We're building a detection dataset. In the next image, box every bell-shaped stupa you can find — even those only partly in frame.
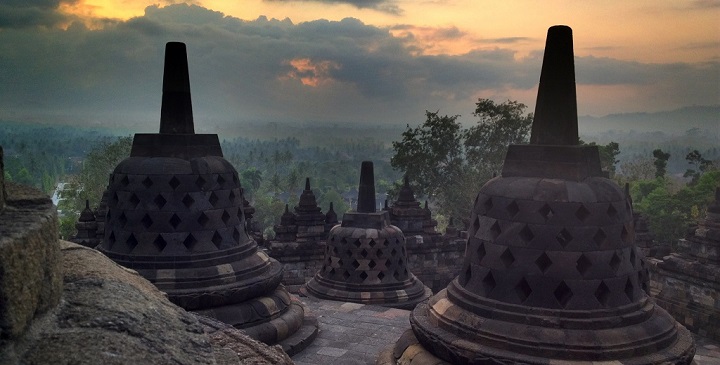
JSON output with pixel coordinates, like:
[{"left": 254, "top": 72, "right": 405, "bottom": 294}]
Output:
[
  {"left": 379, "top": 26, "right": 695, "bottom": 364},
  {"left": 97, "top": 42, "right": 316, "bottom": 355},
  {"left": 304, "top": 161, "right": 431, "bottom": 309}
]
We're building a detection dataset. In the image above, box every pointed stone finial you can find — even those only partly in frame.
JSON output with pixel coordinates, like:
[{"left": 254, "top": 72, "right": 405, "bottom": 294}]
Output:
[
  {"left": 285, "top": 204, "right": 289, "bottom": 213},
  {"left": 357, "top": 161, "right": 376, "bottom": 213},
  {"left": 625, "top": 183, "right": 632, "bottom": 205},
  {"left": 404, "top": 174, "right": 410, "bottom": 187},
  {"left": 530, "top": 25, "right": 578, "bottom": 146},
  {"left": 85, "top": 199, "right": 90, "bottom": 210},
  {"left": 160, "top": 42, "right": 195, "bottom": 135},
  {"left": 384, "top": 199, "right": 389, "bottom": 209},
  {"left": 305, "top": 177, "right": 311, "bottom": 191},
  {"left": 448, "top": 216, "right": 454, "bottom": 226}
]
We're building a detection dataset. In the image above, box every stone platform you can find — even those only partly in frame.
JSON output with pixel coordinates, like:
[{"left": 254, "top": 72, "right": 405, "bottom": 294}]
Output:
[{"left": 291, "top": 296, "right": 720, "bottom": 365}]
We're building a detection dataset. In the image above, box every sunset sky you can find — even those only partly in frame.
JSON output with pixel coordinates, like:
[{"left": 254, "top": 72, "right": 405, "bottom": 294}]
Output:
[{"left": 1, "top": 0, "right": 718, "bottom": 130}]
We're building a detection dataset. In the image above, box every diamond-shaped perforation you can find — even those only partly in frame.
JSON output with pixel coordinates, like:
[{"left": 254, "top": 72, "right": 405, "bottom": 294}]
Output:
[
  {"left": 211, "top": 231, "right": 223, "bottom": 248},
  {"left": 391, "top": 248, "right": 398, "bottom": 257},
  {"left": 377, "top": 271, "right": 385, "bottom": 280},
  {"left": 630, "top": 247, "right": 637, "bottom": 268},
  {"left": 482, "top": 271, "right": 496, "bottom": 294},
  {"left": 506, "top": 201, "right": 520, "bottom": 217},
  {"left": 228, "top": 190, "right": 236, "bottom": 203},
  {"left": 490, "top": 221, "right": 501, "bottom": 239},
  {"left": 169, "top": 214, "right": 182, "bottom": 229},
  {"left": 195, "top": 176, "right": 206, "bottom": 189},
  {"left": 369, "top": 239, "right": 377, "bottom": 248},
  {"left": 345, "top": 249, "right": 353, "bottom": 258},
  {"left": 217, "top": 174, "right": 225, "bottom": 185},
  {"left": 554, "top": 281, "right": 573, "bottom": 308},
  {"left": 607, "top": 204, "right": 618, "bottom": 218},
  {"left": 198, "top": 213, "right": 210, "bottom": 227},
  {"left": 483, "top": 197, "right": 494, "bottom": 212},
  {"left": 221, "top": 210, "right": 231, "bottom": 224},
  {"left": 182, "top": 194, "right": 195, "bottom": 208},
  {"left": 352, "top": 260, "right": 360, "bottom": 269},
  {"left": 127, "top": 234, "right": 138, "bottom": 249},
  {"left": 576, "top": 254, "right": 592, "bottom": 277},
  {"left": 108, "top": 231, "right": 116, "bottom": 246},
  {"left": 353, "top": 239, "right": 362, "bottom": 248},
  {"left": 120, "top": 175, "right": 129, "bottom": 186},
  {"left": 169, "top": 176, "right": 181, "bottom": 190},
  {"left": 575, "top": 205, "right": 590, "bottom": 222},
  {"left": 515, "top": 278, "right": 532, "bottom": 303},
  {"left": 368, "top": 260, "right": 377, "bottom": 269},
  {"left": 360, "top": 249, "right": 369, "bottom": 258},
  {"left": 118, "top": 212, "right": 128, "bottom": 228},
  {"left": 141, "top": 214, "right": 153, "bottom": 229},
  {"left": 625, "top": 277, "right": 634, "bottom": 301},
  {"left": 377, "top": 249, "right": 385, "bottom": 258},
  {"left": 343, "top": 270, "right": 351, "bottom": 280},
  {"left": 472, "top": 217, "right": 481, "bottom": 236},
  {"left": 183, "top": 233, "right": 197, "bottom": 251},
  {"left": 154, "top": 194, "right": 167, "bottom": 209},
  {"left": 609, "top": 251, "right": 621, "bottom": 273},
  {"left": 111, "top": 192, "right": 119, "bottom": 205},
  {"left": 621, "top": 225, "right": 630, "bottom": 243},
  {"left": 153, "top": 235, "right": 167, "bottom": 252},
  {"left": 519, "top": 224, "right": 534, "bottom": 243},
  {"left": 595, "top": 281, "right": 610, "bottom": 307},
  {"left": 539, "top": 203, "right": 554, "bottom": 221},
  {"left": 142, "top": 176, "right": 153, "bottom": 189},
  {"left": 593, "top": 229, "right": 607, "bottom": 247},
  {"left": 476, "top": 242, "right": 486, "bottom": 263},
  {"left": 500, "top": 247, "right": 515, "bottom": 268},
  {"left": 393, "top": 270, "right": 401, "bottom": 281},
  {"left": 129, "top": 193, "right": 140, "bottom": 208},
  {"left": 209, "top": 192, "right": 219, "bottom": 207},
  {"left": 556, "top": 228, "right": 573, "bottom": 247},
  {"left": 359, "top": 271, "right": 368, "bottom": 281},
  {"left": 535, "top": 252, "right": 552, "bottom": 273}
]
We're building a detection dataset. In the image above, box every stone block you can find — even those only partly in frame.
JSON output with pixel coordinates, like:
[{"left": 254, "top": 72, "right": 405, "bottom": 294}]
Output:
[{"left": 0, "top": 182, "right": 62, "bottom": 340}]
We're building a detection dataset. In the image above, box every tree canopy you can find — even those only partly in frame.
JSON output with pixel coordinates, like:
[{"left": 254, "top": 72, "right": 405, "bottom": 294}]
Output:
[{"left": 391, "top": 99, "right": 533, "bottom": 226}]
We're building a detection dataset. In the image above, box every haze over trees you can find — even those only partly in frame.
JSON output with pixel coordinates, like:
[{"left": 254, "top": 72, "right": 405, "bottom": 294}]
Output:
[{"left": 1, "top": 101, "right": 717, "bottom": 245}]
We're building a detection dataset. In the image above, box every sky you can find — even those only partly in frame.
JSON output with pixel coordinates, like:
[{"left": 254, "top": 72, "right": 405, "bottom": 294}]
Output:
[{"left": 0, "top": 0, "right": 718, "bottom": 131}]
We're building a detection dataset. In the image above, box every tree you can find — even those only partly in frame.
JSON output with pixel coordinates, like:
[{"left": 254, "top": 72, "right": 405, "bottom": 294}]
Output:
[
  {"left": 58, "top": 136, "right": 132, "bottom": 238},
  {"left": 653, "top": 149, "right": 671, "bottom": 178},
  {"left": 391, "top": 99, "right": 533, "bottom": 226},
  {"left": 683, "top": 150, "right": 712, "bottom": 185}
]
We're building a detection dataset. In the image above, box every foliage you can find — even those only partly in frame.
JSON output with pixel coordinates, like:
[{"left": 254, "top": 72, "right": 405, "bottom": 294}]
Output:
[
  {"left": 633, "top": 170, "right": 719, "bottom": 244},
  {"left": 582, "top": 141, "right": 620, "bottom": 178},
  {"left": 652, "top": 149, "right": 671, "bottom": 178},
  {"left": 683, "top": 150, "right": 712, "bottom": 185},
  {"left": 58, "top": 136, "right": 132, "bottom": 238},
  {"left": 391, "top": 99, "right": 532, "bottom": 226}
]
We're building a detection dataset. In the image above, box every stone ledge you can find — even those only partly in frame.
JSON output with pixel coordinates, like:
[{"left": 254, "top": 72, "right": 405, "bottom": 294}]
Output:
[{"left": 0, "top": 183, "right": 61, "bottom": 341}]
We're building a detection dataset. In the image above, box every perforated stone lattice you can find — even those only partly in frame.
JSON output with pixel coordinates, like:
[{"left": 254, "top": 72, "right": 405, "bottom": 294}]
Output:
[
  {"left": 319, "top": 234, "right": 410, "bottom": 284},
  {"left": 458, "top": 178, "right": 645, "bottom": 310},
  {"left": 103, "top": 171, "right": 250, "bottom": 255}
]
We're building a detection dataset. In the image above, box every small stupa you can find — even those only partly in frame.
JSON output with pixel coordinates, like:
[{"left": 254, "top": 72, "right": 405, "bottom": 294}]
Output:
[
  {"left": 304, "top": 161, "right": 431, "bottom": 309},
  {"left": 379, "top": 25, "right": 694, "bottom": 364}
]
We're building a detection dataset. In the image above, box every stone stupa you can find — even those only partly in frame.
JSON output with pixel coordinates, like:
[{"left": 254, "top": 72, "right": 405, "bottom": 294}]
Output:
[
  {"left": 96, "top": 42, "right": 316, "bottom": 355},
  {"left": 304, "top": 161, "right": 431, "bottom": 309},
  {"left": 379, "top": 25, "right": 695, "bottom": 365}
]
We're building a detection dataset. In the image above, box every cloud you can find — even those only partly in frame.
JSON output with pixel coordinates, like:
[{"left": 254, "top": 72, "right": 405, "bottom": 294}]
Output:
[
  {"left": 0, "top": 3, "right": 716, "bottom": 129},
  {"left": 0, "top": 0, "right": 77, "bottom": 28},
  {"left": 265, "top": 0, "right": 402, "bottom": 15}
]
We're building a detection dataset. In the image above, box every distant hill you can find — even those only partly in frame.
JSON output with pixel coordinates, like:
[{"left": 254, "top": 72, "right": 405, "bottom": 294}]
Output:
[{"left": 579, "top": 105, "right": 719, "bottom": 137}]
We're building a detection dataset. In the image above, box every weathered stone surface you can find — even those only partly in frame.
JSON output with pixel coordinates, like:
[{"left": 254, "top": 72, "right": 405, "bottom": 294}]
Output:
[
  {"left": 95, "top": 42, "right": 315, "bottom": 353},
  {"left": 380, "top": 25, "right": 695, "bottom": 365},
  {"left": 305, "top": 161, "right": 431, "bottom": 309},
  {"left": 0, "top": 182, "right": 61, "bottom": 341},
  {"left": 650, "top": 188, "right": 720, "bottom": 342},
  {"left": 0, "top": 241, "right": 294, "bottom": 365}
]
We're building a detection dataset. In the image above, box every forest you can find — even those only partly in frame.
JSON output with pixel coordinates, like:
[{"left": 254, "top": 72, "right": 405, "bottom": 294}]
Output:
[{"left": 0, "top": 100, "right": 717, "bottom": 246}]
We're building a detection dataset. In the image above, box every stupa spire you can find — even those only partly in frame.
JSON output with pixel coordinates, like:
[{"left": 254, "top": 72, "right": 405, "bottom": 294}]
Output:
[
  {"left": 357, "top": 161, "right": 376, "bottom": 213},
  {"left": 530, "top": 25, "right": 578, "bottom": 145},
  {"left": 160, "top": 42, "right": 194, "bottom": 134}
]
